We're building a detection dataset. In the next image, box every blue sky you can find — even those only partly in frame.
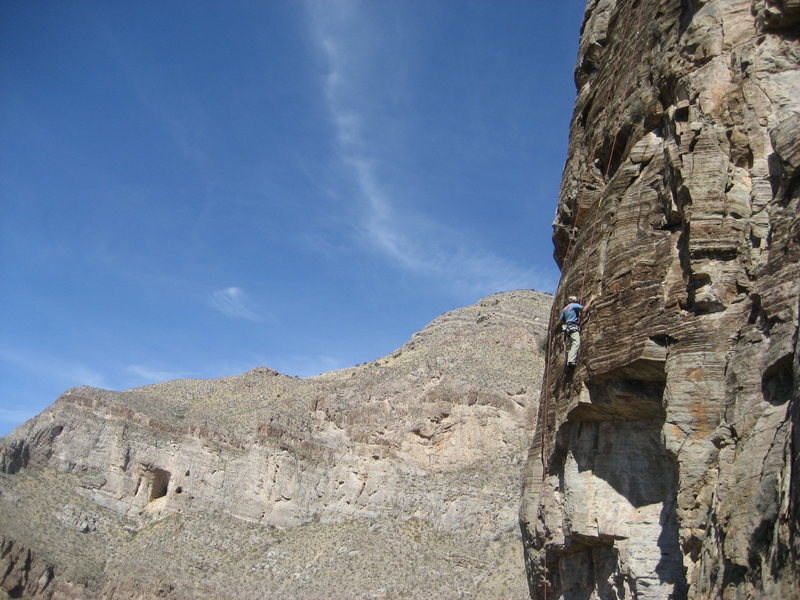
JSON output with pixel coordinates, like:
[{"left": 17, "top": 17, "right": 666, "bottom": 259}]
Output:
[{"left": 1, "top": 1, "right": 585, "bottom": 435}]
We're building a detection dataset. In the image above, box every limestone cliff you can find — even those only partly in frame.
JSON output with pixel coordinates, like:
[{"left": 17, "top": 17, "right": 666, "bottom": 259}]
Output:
[
  {"left": 520, "top": 2, "right": 799, "bottom": 599},
  {"left": 0, "top": 290, "right": 551, "bottom": 599}
]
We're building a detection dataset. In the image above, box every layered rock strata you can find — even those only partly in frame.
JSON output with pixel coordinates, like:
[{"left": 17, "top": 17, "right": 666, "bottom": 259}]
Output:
[
  {"left": 0, "top": 290, "right": 551, "bottom": 599},
  {"left": 521, "top": 1, "right": 799, "bottom": 599}
]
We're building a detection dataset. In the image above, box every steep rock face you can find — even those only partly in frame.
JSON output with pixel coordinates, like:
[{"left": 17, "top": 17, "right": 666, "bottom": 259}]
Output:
[
  {"left": 0, "top": 290, "right": 551, "bottom": 599},
  {"left": 521, "top": 2, "right": 799, "bottom": 599}
]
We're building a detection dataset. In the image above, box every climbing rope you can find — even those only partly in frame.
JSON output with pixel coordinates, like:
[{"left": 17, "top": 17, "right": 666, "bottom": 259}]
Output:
[
  {"left": 579, "top": 130, "right": 618, "bottom": 300},
  {"left": 559, "top": 0, "right": 642, "bottom": 280},
  {"left": 539, "top": 319, "right": 555, "bottom": 478},
  {"left": 536, "top": 3, "right": 648, "bottom": 596},
  {"left": 543, "top": 547, "right": 548, "bottom": 600},
  {"left": 577, "top": 0, "right": 648, "bottom": 301},
  {"left": 539, "top": 127, "right": 618, "bottom": 481}
]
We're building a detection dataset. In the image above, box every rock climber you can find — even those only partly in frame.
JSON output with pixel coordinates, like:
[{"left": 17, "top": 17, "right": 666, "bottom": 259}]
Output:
[{"left": 560, "top": 295, "right": 594, "bottom": 367}]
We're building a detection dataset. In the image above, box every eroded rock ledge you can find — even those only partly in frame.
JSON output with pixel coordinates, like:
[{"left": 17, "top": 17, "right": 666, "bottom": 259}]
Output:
[{"left": 521, "top": 1, "right": 799, "bottom": 599}]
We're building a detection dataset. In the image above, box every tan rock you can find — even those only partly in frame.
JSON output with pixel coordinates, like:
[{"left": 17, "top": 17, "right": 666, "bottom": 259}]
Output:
[{"left": 1, "top": 290, "right": 551, "bottom": 599}]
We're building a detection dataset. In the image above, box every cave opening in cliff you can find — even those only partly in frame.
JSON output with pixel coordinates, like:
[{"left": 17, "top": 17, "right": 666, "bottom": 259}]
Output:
[
  {"left": 149, "top": 468, "right": 171, "bottom": 501},
  {"left": 762, "top": 353, "right": 794, "bottom": 406}
]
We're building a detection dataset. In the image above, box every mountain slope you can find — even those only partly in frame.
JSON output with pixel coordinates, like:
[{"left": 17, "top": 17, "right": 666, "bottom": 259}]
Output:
[{"left": 1, "top": 289, "right": 551, "bottom": 599}]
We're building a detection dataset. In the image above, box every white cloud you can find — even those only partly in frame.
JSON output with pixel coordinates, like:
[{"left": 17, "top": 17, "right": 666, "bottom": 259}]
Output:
[
  {"left": 0, "top": 407, "right": 39, "bottom": 426},
  {"left": 96, "top": 20, "right": 209, "bottom": 162},
  {"left": 125, "top": 364, "right": 194, "bottom": 383},
  {"left": 0, "top": 345, "right": 109, "bottom": 435},
  {"left": 0, "top": 405, "right": 42, "bottom": 437},
  {"left": 253, "top": 352, "right": 345, "bottom": 378},
  {"left": 210, "top": 287, "right": 262, "bottom": 321},
  {"left": 306, "top": 2, "right": 554, "bottom": 297},
  {"left": 0, "top": 346, "right": 108, "bottom": 389}
]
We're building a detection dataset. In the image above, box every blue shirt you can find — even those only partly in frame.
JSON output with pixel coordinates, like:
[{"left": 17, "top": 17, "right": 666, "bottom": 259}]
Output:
[{"left": 560, "top": 303, "right": 584, "bottom": 325}]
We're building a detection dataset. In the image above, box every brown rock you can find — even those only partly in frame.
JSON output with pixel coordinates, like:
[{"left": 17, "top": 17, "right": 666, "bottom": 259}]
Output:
[{"left": 522, "top": 1, "right": 799, "bottom": 599}]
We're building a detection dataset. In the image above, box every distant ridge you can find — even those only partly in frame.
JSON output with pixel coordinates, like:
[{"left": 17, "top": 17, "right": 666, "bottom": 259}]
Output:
[{"left": 1, "top": 289, "right": 552, "bottom": 599}]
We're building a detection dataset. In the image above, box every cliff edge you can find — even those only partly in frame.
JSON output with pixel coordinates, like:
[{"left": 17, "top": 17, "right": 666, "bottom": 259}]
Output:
[{"left": 521, "top": 1, "right": 799, "bottom": 599}]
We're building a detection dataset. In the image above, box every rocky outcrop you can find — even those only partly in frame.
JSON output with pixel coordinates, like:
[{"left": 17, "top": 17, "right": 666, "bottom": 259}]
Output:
[
  {"left": 0, "top": 290, "right": 551, "bottom": 599},
  {"left": 521, "top": 2, "right": 799, "bottom": 599}
]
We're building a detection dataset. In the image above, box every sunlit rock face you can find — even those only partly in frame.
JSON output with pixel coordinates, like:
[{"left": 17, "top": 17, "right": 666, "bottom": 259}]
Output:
[
  {"left": 0, "top": 290, "right": 551, "bottom": 600},
  {"left": 521, "top": 1, "right": 799, "bottom": 599}
]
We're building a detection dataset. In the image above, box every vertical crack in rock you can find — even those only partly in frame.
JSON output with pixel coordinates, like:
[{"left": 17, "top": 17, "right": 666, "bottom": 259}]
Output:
[{"left": 521, "top": 1, "right": 799, "bottom": 598}]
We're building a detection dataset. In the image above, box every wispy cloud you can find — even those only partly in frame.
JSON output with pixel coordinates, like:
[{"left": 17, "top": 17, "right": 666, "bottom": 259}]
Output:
[
  {"left": 93, "top": 17, "right": 209, "bottom": 162},
  {"left": 125, "top": 364, "right": 194, "bottom": 383},
  {"left": 306, "top": 2, "right": 553, "bottom": 297},
  {"left": 0, "top": 345, "right": 109, "bottom": 435},
  {"left": 252, "top": 352, "right": 345, "bottom": 378},
  {"left": 0, "top": 345, "right": 109, "bottom": 389},
  {"left": 0, "top": 407, "right": 40, "bottom": 427},
  {"left": 210, "top": 286, "right": 263, "bottom": 321}
]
